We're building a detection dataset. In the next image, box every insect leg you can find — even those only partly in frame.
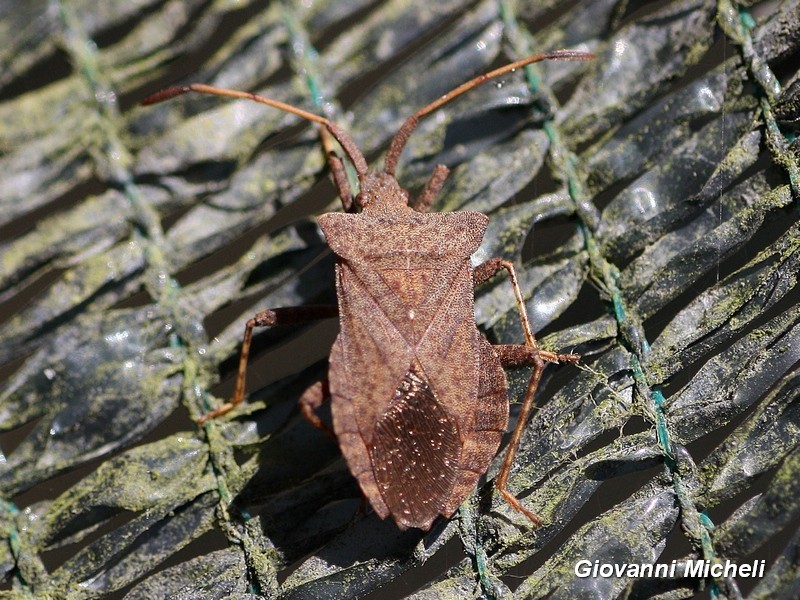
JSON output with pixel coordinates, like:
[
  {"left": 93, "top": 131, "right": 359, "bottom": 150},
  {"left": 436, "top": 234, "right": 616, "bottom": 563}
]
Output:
[
  {"left": 491, "top": 345, "right": 577, "bottom": 525},
  {"left": 476, "top": 257, "right": 578, "bottom": 524},
  {"left": 198, "top": 305, "right": 338, "bottom": 424},
  {"left": 298, "top": 378, "right": 336, "bottom": 439},
  {"left": 414, "top": 164, "right": 450, "bottom": 213},
  {"left": 318, "top": 128, "right": 354, "bottom": 212},
  {"left": 473, "top": 258, "right": 539, "bottom": 345},
  {"left": 491, "top": 344, "right": 546, "bottom": 524},
  {"left": 327, "top": 153, "right": 354, "bottom": 212}
]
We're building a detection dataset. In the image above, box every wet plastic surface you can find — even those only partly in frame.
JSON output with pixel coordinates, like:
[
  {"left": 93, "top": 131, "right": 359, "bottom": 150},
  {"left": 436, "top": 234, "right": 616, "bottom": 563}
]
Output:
[{"left": 1, "top": 0, "right": 798, "bottom": 598}]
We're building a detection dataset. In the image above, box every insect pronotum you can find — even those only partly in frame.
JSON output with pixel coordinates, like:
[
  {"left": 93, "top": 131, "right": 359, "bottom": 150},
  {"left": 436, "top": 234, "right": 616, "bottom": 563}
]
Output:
[{"left": 143, "top": 49, "right": 591, "bottom": 530}]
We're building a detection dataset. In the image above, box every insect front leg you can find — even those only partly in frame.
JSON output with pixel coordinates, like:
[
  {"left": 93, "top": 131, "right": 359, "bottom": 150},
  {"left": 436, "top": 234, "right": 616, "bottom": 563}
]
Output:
[
  {"left": 198, "top": 305, "right": 338, "bottom": 424},
  {"left": 474, "top": 258, "right": 539, "bottom": 346},
  {"left": 474, "top": 258, "right": 578, "bottom": 524},
  {"left": 413, "top": 164, "right": 450, "bottom": 213},
  {"left": 327, "top": 153, "right": 354, "bottom": 212},
  {"left": 473, "top": 257, "right": 579, "bottom": 363},
  {"left": 318, "top": 127, "right": 357, "bottom": 212}
]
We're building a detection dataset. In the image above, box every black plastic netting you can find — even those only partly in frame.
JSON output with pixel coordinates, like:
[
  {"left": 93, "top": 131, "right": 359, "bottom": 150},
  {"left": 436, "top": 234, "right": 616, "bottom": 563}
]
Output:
[{"left": 0, "top": 1, "right": 799, "bottom": 598}]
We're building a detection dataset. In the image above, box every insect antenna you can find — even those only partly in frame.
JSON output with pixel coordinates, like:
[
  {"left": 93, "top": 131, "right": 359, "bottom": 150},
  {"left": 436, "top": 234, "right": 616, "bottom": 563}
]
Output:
[
  {"left": 383, "top": 49, "right": 594, "bottom": 176},
  {"left": 141, "top": 83, "right": 369, "bottom": 179}
]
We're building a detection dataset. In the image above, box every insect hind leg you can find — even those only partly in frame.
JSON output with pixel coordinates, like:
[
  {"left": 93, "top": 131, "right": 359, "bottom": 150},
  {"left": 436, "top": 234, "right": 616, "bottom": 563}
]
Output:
[
  {"left": 414, "top": 164, "right": 449, "bottom": 212},
  {"left": 475, "top": 255, "right": 579, "bottom": 524},
  {"left": 492, "top": 344, "right": 578, "bottom": 525}
]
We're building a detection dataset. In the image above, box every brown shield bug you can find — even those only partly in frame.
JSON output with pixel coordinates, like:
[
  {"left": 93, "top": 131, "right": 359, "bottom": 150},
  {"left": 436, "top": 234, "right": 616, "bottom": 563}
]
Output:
[{"left": 143, "top": 49, "right": 591, "bottom": 530}]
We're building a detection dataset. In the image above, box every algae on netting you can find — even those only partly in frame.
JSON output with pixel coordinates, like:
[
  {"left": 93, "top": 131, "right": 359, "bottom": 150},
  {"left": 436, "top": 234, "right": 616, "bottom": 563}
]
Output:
[
  {"left": 702, "top": 368, "right": 800, "bottom": 505},
  {"left": 1, "top": 0, "right": 799, "bottom": 597},
  {"left": 647, "top": 220, "right": 800, "bottom": 380},
  {"left": 124, "top": 548, "right": 254, "bottom": 599},
  {"left": 0, "top": 307, "right": 182, "bottom": 495},
  {"left": 511, "top": 481, "right": 680, "bottom": 599},
  {"left": 664, "top": 303, "right": 800, "bottom": 442}
]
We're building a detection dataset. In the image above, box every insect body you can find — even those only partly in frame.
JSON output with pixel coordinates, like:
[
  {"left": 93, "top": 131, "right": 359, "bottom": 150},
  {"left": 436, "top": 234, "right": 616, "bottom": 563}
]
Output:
[
  {"left": 143, "top": 50, "right": 591, "bottom": 530},
  {"left": 321, "top": 186, "right": 505, "bottom": 528}
]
